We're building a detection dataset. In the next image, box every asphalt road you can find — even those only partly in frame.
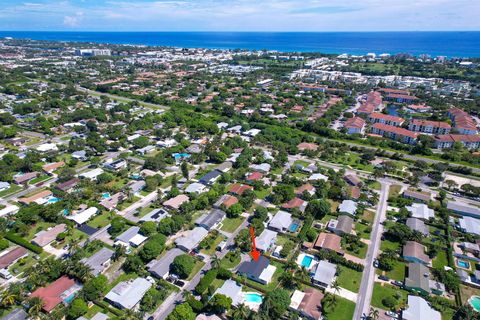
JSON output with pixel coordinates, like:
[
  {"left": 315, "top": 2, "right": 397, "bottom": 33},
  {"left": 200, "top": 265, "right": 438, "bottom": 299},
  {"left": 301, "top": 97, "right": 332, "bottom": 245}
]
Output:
[{"left": 353, "top": 180, "right": 390, "bottom": 320}]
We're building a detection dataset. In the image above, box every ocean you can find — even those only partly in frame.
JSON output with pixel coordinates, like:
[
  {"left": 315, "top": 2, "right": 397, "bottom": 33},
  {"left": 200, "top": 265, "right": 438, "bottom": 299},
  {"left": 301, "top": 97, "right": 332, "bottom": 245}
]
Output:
[{"left": 0, "top": 31, "right": 480, "bottom": 57}]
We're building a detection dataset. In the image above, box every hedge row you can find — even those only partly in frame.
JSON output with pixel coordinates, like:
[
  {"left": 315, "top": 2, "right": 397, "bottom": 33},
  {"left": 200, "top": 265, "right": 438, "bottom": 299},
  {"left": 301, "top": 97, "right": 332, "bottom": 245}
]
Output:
[
  {"left": 195, "top": 269, "right": 217, "bottom": 294},
  {"left": 5, "top": 232, "right": 43, "bottom": 254}
]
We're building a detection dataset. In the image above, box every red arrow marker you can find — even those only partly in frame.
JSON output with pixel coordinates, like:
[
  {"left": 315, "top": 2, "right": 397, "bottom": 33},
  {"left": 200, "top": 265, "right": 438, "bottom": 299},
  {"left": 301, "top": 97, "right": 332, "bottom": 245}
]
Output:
[{"left": 250, "top": 226, "right": 261, "bottom": 262}]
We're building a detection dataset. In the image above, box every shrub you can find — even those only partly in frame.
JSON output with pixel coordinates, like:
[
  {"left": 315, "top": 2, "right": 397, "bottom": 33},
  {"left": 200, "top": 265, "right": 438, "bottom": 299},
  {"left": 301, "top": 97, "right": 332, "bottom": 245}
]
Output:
[
  {"left": 5, "top": 232, "right": 43, "bottom": 254},
  {"left": 195, "top": 269, "right": 217, "bottom": 294}
]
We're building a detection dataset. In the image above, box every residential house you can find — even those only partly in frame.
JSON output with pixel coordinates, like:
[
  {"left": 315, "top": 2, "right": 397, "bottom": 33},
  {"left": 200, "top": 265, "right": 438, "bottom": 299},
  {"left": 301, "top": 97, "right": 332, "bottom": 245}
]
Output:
[
  {"left": 250, "top": 163, "right": 271, "bottom": 173},
  {"left": 327, "top": 215, "right": 354, "bottom": 235},
  {"left": 312, "top": 260, "right": 337, "bottom": 289},
  {"left": 55, "top": 178, "right": 80, "bottom": 192},
  {"left": 195, "top": 209, "right": 226, "bottom": 230},
  {"left": 406, "top": 203, "right": 435, "bottom": 220},
  {"left": 459, "top": 216, "right": 480, "bottom": 235},
  {"left": 213, "top": 280, "right": 243, "bottom": 306},
  {"left": 30, "top": 276, "right": 82, "bottom": 313},
  {"left": 289, "top": 288, "right": 324, "bottom": 320},
  {"left": 368, "top": 113, "right": 405, "bottom": 126},
  {"left": 237, "top": 256, "right": 277, "bottom": 285},
  {"left": 371, "top": 123, "right": 418, "bottom": 145},
  {"left": 406, "top": 218, "right": 430, "bottom": 236},
  {"left": 18, "top": 190, "right": 53, "bottom": 205},
  {"left": 175, "top": 227, "right": 209, "bottom": 252},
  {"left": 403, "top": 241, "right": 430, "bottom": 265},
  {"left": 100, "top": 192, "right": 125, "bottom": 211},
  {"left": 147, "top": 248, "right": 184, "bottom": 279},
  {"left": 404, "top": 263, "right": 431, "bottom": 295},
  {"left": 213, "top": 194, "right": 238, "bottom": 209},
  {"left": 139, "top": 208, "right": 169, "bottom": 223},
  {"left": 42, "top": 161, "right": 65, "bottom": 175},
  {"left": 308, "top": 173, "right": 328, "bottom": 182},
  {"left": 403, "top": 189, "right": 431, "bottom": 203},
  {"left": 13, "top": 172, "right": 38, "bottom": 184},
  {"left": 0, "top": 204, "right": 19, "bottom": 218},
  {"left": 314, "top": 233, "right": 343, "bottom": 255},
  {"left": 215, "top": 162, "right": 233, "bottom": 173},
  {"left": 0, "top": 181, "right": 9, "bottom": 192},
  {"left": 105, "top": 277, "right": 152, "bottom": 310},
  {"left": 199, "top": 170, "right": 222, "bottom": 186},
  {"left": 268, "top": 211, "right": 293, "bottom": 233},
  {"left": 129, "top": 180, "right": 146, "bottom": 195},
  {"left": 402, "top": 295, "right": 441, "bottom": 320},
  {"left": 115, "top": 226, "right": 147, "bottom": 248},
  {"left": 256, "top": 229, "right": 278, "bottom": 253},
  {"left": 229, "top": 183, "right": 253, "bottom": 196},
  {"left": 66, "top": 206, "right": 98, "bottom": 225},
  {"left": 0, "top": 247, "right": 28, "bottom": 270},
  {"left": 448, "top": 201, "right": 480, "bottom": 219},
  {"left": 295, "top": 183, "right": 316, "bottom": 197},
  {"left": 408, "top": 120, "right": 451, "bottom": 135},
  {"left": 163, "top": 194, "right": 189, "bottom": 210},
  {"left": 104, "top": 159, "right": 127, "bottom": 171},
  {"left": 81, "top": 247, "right": 114, "bottom": 276},
  {"left": 137, "top": 145, "right": 156, "bottom": 156},
  {"left": 344, "top": 174, "right": 362, "bottom": 187},
  {"left": 31, "top": 224, "right": 67, "bottom": 247},
  {"left": 185, "top": 182, "right": 207, "bottom": 194},
  {"left": 338, "top": 200, "right": 357, "bottom": 217},
  {"left": 71, "top": 150, "right": 88, "bottom": 161},
  {"left": 282, "top": 197, "right": 308, "bottom": 213},
  {"left": 79, "top": 168, "right": 104, "bottom": 180},
  {"left": 1, "top": 309, "right": 28, "bottom": 320},
  {"left": 344, "top": 117, "right": 366, "bottom": 134},
  {"left": 246, "top": 171, "right": 263, "bottom": 182}
]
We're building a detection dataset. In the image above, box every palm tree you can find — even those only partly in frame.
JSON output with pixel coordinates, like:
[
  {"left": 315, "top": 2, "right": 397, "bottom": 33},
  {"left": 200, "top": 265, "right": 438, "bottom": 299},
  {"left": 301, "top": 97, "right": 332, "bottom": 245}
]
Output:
[
  {"left": 231, "top": 303, "right": 250, "bottom": 320},
  {"left": 331, "top": 280, "right": 341, "bottom": 297},
  {"left": 0, "top": 290, "right": 17, "bottom": 307},
  {"left": 27, "top": 297, "right": 44, "bottom": 318},
  {"left": 211, "top": 254, "right": 221, "bottom": 269},
  {"left": 369, "top": 307, "right": 379, "bottom": 320},
  {"left": 279, "top": 271, "right": 297, "bottom": 289}
]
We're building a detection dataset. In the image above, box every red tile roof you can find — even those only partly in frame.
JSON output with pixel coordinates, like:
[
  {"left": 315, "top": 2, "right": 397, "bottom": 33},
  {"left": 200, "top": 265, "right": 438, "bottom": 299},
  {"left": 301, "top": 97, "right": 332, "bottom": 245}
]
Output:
[
  {"left": 357, "top": 103, "right": 375, "bottom": 114},
  {"left": 297, "top": 142, "right": 318, "bottom": 151},
  {"left": 228, "top": 183, "right": 253, "bottom": 195},
  {"left": 410, "top": 119, "right": 451, "bottom": 129},
  {"left": 282, "top": 197, "right": 306, "bottom": 209},
  {"left": 369, "top": 112, "right": 404, "bottom": 124},
  {"left": 222, "top": 195, "right": 238, "bottom": 208},
  {"left": 30, "top": 276, "right": 76, "bottom": 312},
  {"left": 295, "top": 183, "right": 315, "bottom": 195},
  {"left": 246, "top": 172, "right": 263, "bottom": 181},
  {"left": 434, "top": 134, "right": 480, "bottom": 143},
  {"left": 372, "top": 123, "right": 419, "bottom": 139},
  {"left": 344, "top": 117, "right": 365, "bottom": 129},
  {"left": 386, "top": 93, "right": 418, "bottom": 100}
]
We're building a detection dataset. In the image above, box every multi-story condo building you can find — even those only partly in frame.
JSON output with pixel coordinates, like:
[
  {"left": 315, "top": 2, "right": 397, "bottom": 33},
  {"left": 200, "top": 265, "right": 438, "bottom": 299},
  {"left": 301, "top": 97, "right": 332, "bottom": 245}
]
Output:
[
  {"left": 408, "top": 119, "right": 451, "bottom": 135},
  {"left": 371, "top": 123, "right": 419, "bottom": 145},
  {"left": 368, "top": 113, "right": 405, "bottom": 126}
]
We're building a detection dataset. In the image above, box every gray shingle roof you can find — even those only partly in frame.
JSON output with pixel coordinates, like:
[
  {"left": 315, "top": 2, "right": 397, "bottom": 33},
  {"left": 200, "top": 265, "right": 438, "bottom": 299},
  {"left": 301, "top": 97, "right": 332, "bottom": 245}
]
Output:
[
  {"left": 237, "top": 256, "right": 269, "bottom": 278},
  {"left": 81, "top": 247, "right": 114, "bottom": 276},
  {"left": 115, "top": 226, "right": 140, "bottom": 243},
  {"left": 105, "top": 278, "right": 152, "bottom": 310},
  {"left": 147, "top": 248, "right": 184, "bottom": 278},
  {"left": 195, "top": 209, "right": 225, "bottom": 230}
]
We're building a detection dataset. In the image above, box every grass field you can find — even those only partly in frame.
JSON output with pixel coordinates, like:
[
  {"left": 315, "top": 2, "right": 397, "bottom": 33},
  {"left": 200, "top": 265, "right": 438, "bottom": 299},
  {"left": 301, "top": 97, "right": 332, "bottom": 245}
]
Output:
[
  {"left": 187, "top": 260, "right": 205, "bottom": 281},
  {"left": 337, "top": 266, "right": 362, "bottom": 293},
  {"left": 388, "top": 185, "right": 402, "bottom": 198},
  {"left": 380, "top": 239, "right": 401, "bottom": 252},
  {"left": 220, "top": 216, "right": 245, "bottom": 233},
  {"left": 322, "top": 296, "right": 356, "bottom": 320},
  {"left": 0, "top": 184, "right": 22, "bottom": 197},
  {"left": 433, "top": 250, "right": 449, "bottom": 269},
  {"left": 371, "top": 283, "right": 408, "bottom": 310},
  {"left": 385, "top": 261, "right": 406, "bottom": 281}
]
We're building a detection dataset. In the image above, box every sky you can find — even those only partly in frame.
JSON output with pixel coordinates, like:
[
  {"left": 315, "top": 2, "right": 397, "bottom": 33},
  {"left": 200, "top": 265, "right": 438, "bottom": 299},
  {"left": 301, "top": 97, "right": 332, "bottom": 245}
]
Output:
[{"left": 0, "top": 0, "right": 479, "bottom": 32}]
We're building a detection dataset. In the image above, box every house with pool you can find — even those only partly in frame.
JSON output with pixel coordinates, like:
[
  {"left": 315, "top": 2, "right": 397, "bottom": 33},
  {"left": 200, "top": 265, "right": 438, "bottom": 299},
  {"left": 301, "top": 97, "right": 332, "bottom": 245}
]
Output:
[
  {"left": 213, "top": 280, "right": 263, "bottom": 310},
  {"left": 311, "top": 260, "right": 337, "bottom": 289},
  {"left": 30, "top": 276, "right": 82, "bottom": 313},
  {"left": 255, "top": 229, "right": 278, "bottom": 253},
  {"left": 402, "top": 295, "right": 440, "bottom": 320},
  {"left": 268, "top": 210, "right": 293, "bottom": 233},
  {"left": 237, "top": 256, "right": 277, "bottom": 285}
]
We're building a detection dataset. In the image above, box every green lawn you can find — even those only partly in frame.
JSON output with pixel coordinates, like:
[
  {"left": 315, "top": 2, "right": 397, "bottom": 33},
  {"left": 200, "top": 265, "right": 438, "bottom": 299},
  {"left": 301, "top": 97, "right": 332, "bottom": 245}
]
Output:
[
  {"left": 220, "top": 252, "right": 241, "bottom": 269},
  {"left": 0, "top": 184, "right": 22, "bottom": 197},
  {"left": 254, "top": 187, "right": 271, "bottom": 200},
  {"left": 367, "top": 180, "right": 381, "bottom": 191},
  {"left": 355, "top": 223, "right": 372, "bottom": 240},
  {"left": 385, "top": 261, "right": 406, "bottom": 281},
  {"left": 388, "top": 185, "right": 402, "bottom": 198},
  {"left": 88, "top": 212, "right": 113, "bottom": 228},
  {"left": 220, "top": 216, "right": 245, "bottom": 233},
  {"left": 362, "top": 210, "right": 375, "bottom": 223},
  {"left": 371, "top": 283, "right": 408, "bottom": 310},
  {"left": 320, "top": 214, "right": 338, "bottom": 225},
  {"left": 336, "top": 266, "right": 362, "bottom": 293},
  {"left": 186, "top": 260, "right": 205, "bottom": 281},
  {"left": 201, "top": 234, "right": 226, "bottom": 256},
  {"left": 293, "top": 160, "right": 310, "bottom": 168},
  {"left": 29, "top": 175, "right": 52, "bottom": 185},
  {"left": 380, "top": 239, "right": 401, "bottom": 252},
  {"left": 322, "top": 296, "right": 356, "bottom": 320},
  {"left": 433, "top": 250, "right": 449, "bottom": 269},
  {"left": 344, "top": 242, "right": 367, "bottom": 259}
]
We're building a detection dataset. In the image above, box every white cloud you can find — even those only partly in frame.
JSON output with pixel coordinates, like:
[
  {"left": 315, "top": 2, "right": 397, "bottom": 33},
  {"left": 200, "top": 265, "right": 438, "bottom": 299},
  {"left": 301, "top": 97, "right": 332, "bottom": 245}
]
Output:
[{"left": 63, "top": 11, "right": 84, "bottom": 27}]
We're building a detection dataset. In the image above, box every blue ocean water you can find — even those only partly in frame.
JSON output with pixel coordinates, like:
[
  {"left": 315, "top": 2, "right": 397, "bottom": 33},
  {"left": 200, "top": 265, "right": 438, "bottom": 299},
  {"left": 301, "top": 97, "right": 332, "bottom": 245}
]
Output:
[{"left": 1, "top": 31, "right": 480, "bottom": 57}]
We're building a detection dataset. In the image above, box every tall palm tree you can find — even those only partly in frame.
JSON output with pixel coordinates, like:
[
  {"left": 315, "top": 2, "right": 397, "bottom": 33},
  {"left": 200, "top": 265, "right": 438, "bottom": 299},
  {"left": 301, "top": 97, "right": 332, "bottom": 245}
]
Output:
[
  {"left": 331, "top": 280, "right": 341, "bottom": 297},
  {"left": 369, "top": 307, "right": 379, "bottom": 320},
  {"left": 211, "top": 254, "right": 221, "bottom": 269},
  {"left": 27, "top": 297, "right": 44, "bottom": 318},
  {"left": 231, "top": 303, "right": 250, "bottom": 320},
  {"left": 0, "top": 290, "right": 17, "bottom": 307}
]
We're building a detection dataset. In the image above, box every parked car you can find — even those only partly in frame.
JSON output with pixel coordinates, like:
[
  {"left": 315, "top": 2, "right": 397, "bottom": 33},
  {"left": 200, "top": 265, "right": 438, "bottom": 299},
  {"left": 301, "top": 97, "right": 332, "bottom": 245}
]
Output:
[
  {"left": 373, "top": 260, "right": 379, "bottom": 268},
  {"left": 379, "top": 275, "right": 390, "bottom": 281},
  {"left": 392, "top": 280, "right": 403, "bottom": 287},
  {"left": 385, "top": 311, "right": 398, "bottom": 318}
]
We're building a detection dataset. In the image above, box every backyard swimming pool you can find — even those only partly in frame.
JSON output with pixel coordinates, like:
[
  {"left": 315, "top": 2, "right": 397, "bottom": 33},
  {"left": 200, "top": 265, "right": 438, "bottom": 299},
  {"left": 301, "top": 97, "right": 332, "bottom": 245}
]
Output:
[
  {"left": 289, "top": 223, "right": 299, "bottom": 232},
  {"left": 301, "top": 255, "right": 314, "bottom": 268},
  {"left": 457, "top": 259, "right": 471, "bottom": 269},
  {"left": 47, "top": 197, "right": 60, "bottom": 204},
  {"left": 469, "top": 296, "right": 480, "bottom": 312},
  {"left": 102, "top": 192, "right": 110, "bottom": 199},
  {"left": 244, "top": 292, "right": 263, "bottom": 304}
]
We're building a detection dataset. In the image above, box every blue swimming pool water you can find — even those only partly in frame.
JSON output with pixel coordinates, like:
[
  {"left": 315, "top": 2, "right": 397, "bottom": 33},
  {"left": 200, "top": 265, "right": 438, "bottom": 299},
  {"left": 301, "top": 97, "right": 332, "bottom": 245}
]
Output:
[
  {"left": 63, "top": 293, "right": 76, "bottom": 304},
  {"left": 469, "top": 296, "right": 480, "bottom": 312},
  {"left": 457, "top": 260, "right": 470, "bottom": 268},
  {"left": 244, "top": 293, "right": 263, "bottom": 304},
  {"left": 63, "top": 209, "right": 69, "bottom": 216},
  {"left": 102, "top": 192, "right": 110, "bottom": 199},
  {"left": 301, "top": 255, "right": 313, "bottom": 268},
  {"left": 289, "top": 223, "right": 299, "bottom": 232},
  {"left": 48, "top": 197, "right": 60, "bottom": 203}
]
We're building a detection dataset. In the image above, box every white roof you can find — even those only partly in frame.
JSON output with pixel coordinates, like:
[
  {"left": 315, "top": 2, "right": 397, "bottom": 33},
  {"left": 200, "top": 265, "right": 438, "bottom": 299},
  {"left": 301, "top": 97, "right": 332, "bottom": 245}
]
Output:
[
  {"left": 214, "top": 280, "right": 243, "bottom": 306},
  {"left": 313, "top": 260, "right": 336, "bottom": 285},
  {"left": 79, "top": 168, "right": 104, "bottom": 179},
  {"left": 406, "top": 203, "right": 435, "bottom": 220},
  {"left": 185, "top": 182, "right": 207, "bottom": 194},
  {"left": 268, "top": 210, "right": 292, "bottom": 230},
  {"left": 105, "top": 277, "right": 152, "bottom": 309},
  {"left": 175, "top": 227, "right": 209, "bottom": 251},
  {"left": 402, "top": 295, "right": 440, "bottom": 320},
  {"left": 308, "top": 173, "right": 328, "bottom": 181},
  {"left": 338, "top": 200, "right": 358, "bottom": 215},
  {"left": 66, "top": 207, "right": 98, "bottom": 225},
  {"left": 0, "top": 205, "right": 19, "bottom": 218},
  {"left": 256, "top": 229, "right": 278, "bottom": 252},
  {"left": 130, "top": 234, "right": 148, "bottom": 246},
  {"left": 459, "top": 216, "right": 480, "bottom": 235},
  {"left": 36, "top": 143, "right": 57, "bottom": 152},
  {"left": 259, "top": 264, "right": 276, "bottom": 284},
  {"left": 289, "top": 290, "right": 306, "bottom": 310}
]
